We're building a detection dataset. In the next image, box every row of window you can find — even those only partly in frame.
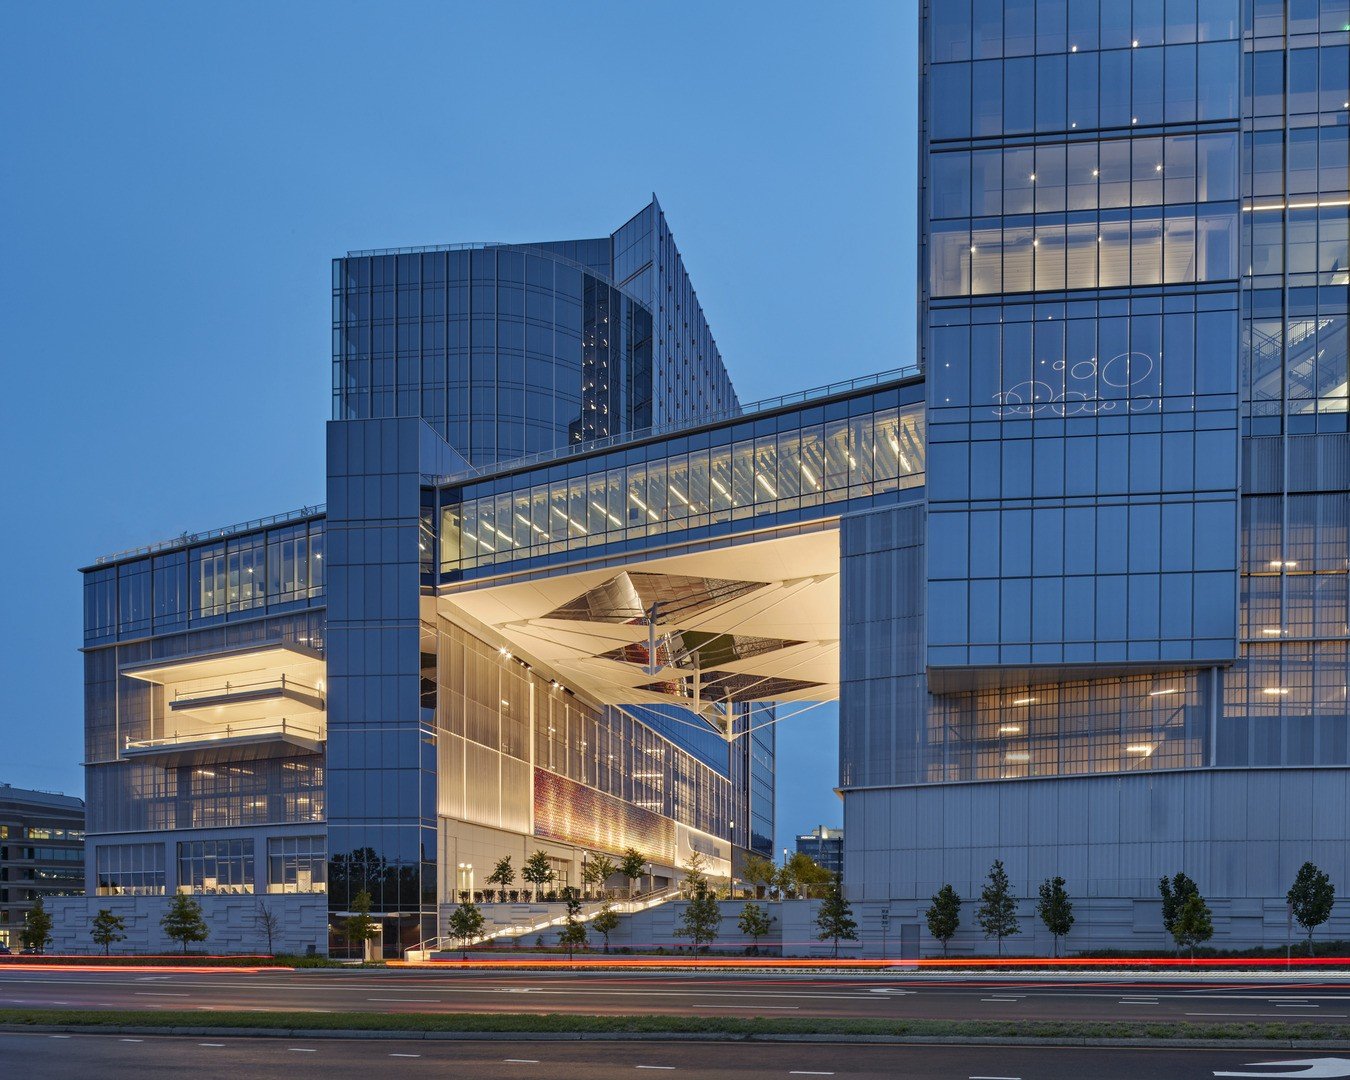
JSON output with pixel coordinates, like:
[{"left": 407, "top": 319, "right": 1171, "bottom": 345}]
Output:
[
  {"left": 931, "top": 205, "right": 1240, "bottom": 297},
  {"left": 930, "top": 0, "right": 1240, "bottom": 63},
  {"left": 94, "top": 836, "right": 327, "bottom": 896},
  {"left": 932, "top": 133, "right": 1241, "bottom": 219},
  {"left": 931, "top": 43, "right": 1240, "bottom": 140},
  {"left": 85, "top": 520, "right": 325, "bottom": 643},
  {"left": 930, "top": 308, "right": 1241, "bottom": 415},
  {"left": 441, "top": 406, "right": 926, "bottom": 572}
]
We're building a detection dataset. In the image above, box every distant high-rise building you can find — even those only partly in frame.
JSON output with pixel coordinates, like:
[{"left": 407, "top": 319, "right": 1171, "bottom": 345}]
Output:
[
  {"left": 795, "top": 825, "right": 844, "bottom": 877},
  {"left": 0, "top": 784, "right": 84, "bottom": 949}
]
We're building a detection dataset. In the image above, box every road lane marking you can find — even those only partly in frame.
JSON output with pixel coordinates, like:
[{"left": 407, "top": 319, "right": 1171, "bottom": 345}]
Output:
[
  {"left": 48, "top": 1035, "right": 71, "bottom": 1039},
  {"left": 199, "top": 1043, "right": 224, "bottom": 1047},
  {"left": 1188, "top": 1011, "right": 1348, "bottom": 1018},
  {"left": 696, "top": 1004, "right": 800, "bottom": 1009},
  {"left": 134, "top": 992, "right": 190, "bottom": 997},
  {"left": 635, "top": 1068, "right": 676, "bottom": 1071},
  {"left": 390, "top": 1053, "right": 421, "bottom": 1058},
  {"left": 969, "top": 1076, "right": 1021, "bottom": 1079},
  {"left": 504, "top": 1060, "right": 540, "bottom": 1064},
  {"left": 790, "top": 1072, "right": 836, "bottom": 1076},
  {"left": 366, "top": 997, "right": 440, "bottom": 1002},
  {"left": 120, "top": 1039, "right": 144, "bottom": 1043},
  {"left": 288, "top": 1048, "right": 318, "bottom": 1052}
]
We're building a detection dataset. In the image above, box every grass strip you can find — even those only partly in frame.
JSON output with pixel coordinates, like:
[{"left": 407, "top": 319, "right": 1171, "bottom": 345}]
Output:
[{"left": 0, "top": 1009, "right": 1347, "bottom": 1043}]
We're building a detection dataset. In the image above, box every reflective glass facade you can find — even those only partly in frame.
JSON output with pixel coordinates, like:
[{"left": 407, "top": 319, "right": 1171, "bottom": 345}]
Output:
[
  {"left": 440, "top": 387, "right": 926, "bottom": 579},
  {"left": 925, "top": 0, "right": 1243, "bottom": 677},
  {"left": 333, "top": 199, "right": 738, "bottom": 467},
  {"left": 838, "top": 2, "right": 1350, "bottom": 936}
]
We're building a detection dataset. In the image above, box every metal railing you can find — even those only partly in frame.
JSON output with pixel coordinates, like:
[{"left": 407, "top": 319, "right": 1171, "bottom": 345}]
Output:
[
  {"left": 426, "top": 364, "right": 921, "bottom": 487},
  {"left": 93, "top": 504, "right": 325, "bottom": 565},
  {"left": 171, "top": 674, "right": 324, "bottom": 707},
  {"left": 406, "top": 886, "right": 684, "bottom": 961},
  {"left": 124, "top": 716, "right": 325, "bottom": 751}
]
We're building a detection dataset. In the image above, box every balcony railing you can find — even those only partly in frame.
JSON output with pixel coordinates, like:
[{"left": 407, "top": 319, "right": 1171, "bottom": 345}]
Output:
[
  {"left": 124, "top": 717, "right": 325, "bottom": 751},
  {"left": 169, "top": 674, "right": 325, "bottom": 710}
]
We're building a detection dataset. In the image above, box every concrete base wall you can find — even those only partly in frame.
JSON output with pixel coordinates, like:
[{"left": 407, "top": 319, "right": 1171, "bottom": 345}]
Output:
[
  {"left": 843, "top": 767, "right": 1350, "bottom": 955},
  {"left": 487, "top": 899, "right": 836, "bottom": 956},
  {"left": 45, "top": 894, "right": 328, "bottom": 956}
]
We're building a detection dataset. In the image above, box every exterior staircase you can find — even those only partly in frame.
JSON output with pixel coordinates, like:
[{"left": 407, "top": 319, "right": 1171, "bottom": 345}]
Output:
[{"left": 406, "top": 887, "right": 680, "bottom": 960}]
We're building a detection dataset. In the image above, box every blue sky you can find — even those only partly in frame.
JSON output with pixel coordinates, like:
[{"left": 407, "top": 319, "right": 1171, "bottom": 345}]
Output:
[{"left": 0, "top": 1, "right": 918, "bottom": 855}]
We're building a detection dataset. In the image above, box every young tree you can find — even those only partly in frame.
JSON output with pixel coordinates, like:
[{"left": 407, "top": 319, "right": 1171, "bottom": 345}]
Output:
[
  {"left": 1035, "top": 876, "right": 1074, "bottom": 958},
  {"left": 926, "top": 884, "right": 962, "bottom": 957},
  {"left": 91, "top": 908, "right": 127, "bottom": 957},
  {"left": 584, "top": 854, "right": 618, "bottom": 897},
  {"left": 1288, "top": 861, "right": 1336, "bottom": 956},
  {"left": 814, "top": 875, "right": 859, "bottom": 958},
  {"left": 255, "top": 902, "right": 281, "bottom": 955},
  {"left": 742, "top": 854, "right": 778, "bottom": 899},
  {"left": 486, "top": 855, "right": 516, "bottom": 902},
  {"left": 737, "top": 901, "right": 772, "bottom": 955},
  {"left": 20, "top": 897, "right": 53, "bottom": 955},
  {"left": 1173, "top": 892, "right": 1214, "bottom": 959},
  {"left": 674, "top": 880, "right": 721, "bottom": 953},
  {"left": 592, "top": 899, "right": 620, "bottom": 953},
  {"left": 446, "top": 899, "right": 486, "bottom": 959},
  {"left": 343, "top": 888, "right": 380, "bottom": 959},
  {"left": 620, "top": 847, "right": 647, "bottom": 898},
  {"left": 976, "top": 860, "right": 1020, "bottom": 956},
  {"left": 783, "top": 852, "right": 833, "bottom": 899},
  {"left": 681, "top": 851, "right": 709, "bottom": 898},
  {"left": 522, "top": 850, "right": 556, "bottom": 900},
  {"left": 1159, "top": 872, "right": 1200, "bottom": 947},
  {"left": 557, "top": 888, "right": 588, "bottom": 959},
  {"left": 161, "top": 893, "right": 209, "bottom": 955}
]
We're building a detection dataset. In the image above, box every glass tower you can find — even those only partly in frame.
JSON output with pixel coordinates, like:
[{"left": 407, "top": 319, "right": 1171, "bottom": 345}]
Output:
[{"left": 836, "top": 0, "right": 1350, "bottom": 950}]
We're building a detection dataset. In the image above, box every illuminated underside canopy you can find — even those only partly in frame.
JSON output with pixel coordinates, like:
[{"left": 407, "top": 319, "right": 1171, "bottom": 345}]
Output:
[{"left": 437, "top": 530, "right": 840, "bottom": 713}]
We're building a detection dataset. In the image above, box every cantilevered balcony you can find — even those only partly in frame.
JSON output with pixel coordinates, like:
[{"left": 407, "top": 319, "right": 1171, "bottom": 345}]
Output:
[
  {"left": 168, "top": 673, "right": 325, "bottom": 715},
  {"left": 123, "top": 716, "right": 324, "bottom": 768},
  {"left": 119, "top": 642, "right": 326, "bottom": 768}
]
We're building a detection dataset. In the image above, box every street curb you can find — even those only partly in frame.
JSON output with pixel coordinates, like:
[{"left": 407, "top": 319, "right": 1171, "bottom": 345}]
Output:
[{"left": 4, "top": 1024, "right": 1350, "bottom": 1050}]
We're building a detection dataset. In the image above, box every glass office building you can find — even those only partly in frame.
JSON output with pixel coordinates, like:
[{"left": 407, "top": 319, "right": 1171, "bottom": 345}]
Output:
[
  {"left": 76, "top": 200, "right": 779, "bottom": 956},
  {"left": 837, "top": 0, "right": 1350, "bottom": 954},
  {"left": 0, "top": 784, "right": 84, "bottom": 949},
  {"left": 72, "top": 7, "right": 1347, "bottom": 956}
]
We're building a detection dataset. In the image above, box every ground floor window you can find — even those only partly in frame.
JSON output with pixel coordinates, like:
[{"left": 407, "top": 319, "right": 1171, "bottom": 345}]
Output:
[
  {"left": 177, "top": 838, "right": 254, "bottom": 894},
  {"left": 96, "top": 843, "right": 166, "bottom": 895},
  {"left": 267, "top": 835, "right": 326, "bottom": 893}
]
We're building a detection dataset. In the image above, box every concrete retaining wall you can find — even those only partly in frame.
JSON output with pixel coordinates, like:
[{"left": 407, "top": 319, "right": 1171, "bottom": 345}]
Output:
[{"left": 45, "top": 894, "right": 328, "bottom": 956}]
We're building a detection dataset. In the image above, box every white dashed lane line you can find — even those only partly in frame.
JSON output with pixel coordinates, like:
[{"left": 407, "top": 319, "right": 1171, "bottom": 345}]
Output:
[
  {"left": 389, "top": 1053, "right": 421, "bottom": 1058},
  {"left": 635, "top": 1068, "right": 676, "bottom": 1071},
  {"left": 503, "top": 1060, "right": 540, "bottom": 1065},
  {"left": 288, "top": 1047, "right": 318, "bottom": 1052}
]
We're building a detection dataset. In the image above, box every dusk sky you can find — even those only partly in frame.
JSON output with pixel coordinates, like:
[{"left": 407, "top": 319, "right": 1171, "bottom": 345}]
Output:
[{"left": 1, "top": 1, "right": 918, "bottom": 855}]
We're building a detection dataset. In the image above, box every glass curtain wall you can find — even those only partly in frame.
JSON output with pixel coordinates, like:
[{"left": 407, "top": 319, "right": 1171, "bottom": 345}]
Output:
[
  {"left": 441, "top": 397, "right": 925, "bottom": 575},
  {"left": 1222, "top": 1, "right": 1350, "bottom": 767}
]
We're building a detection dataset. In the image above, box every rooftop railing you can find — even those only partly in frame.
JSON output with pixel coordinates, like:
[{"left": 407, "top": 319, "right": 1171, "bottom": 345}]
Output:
[
  {"left": 428, "top": 363, "right": 921, "bottom": 487},
  {"left": 93, "top": 504, "right": 325, "bottom": 566}
]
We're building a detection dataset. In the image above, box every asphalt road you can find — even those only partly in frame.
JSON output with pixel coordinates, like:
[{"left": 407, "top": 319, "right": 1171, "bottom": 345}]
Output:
[
  {"left": 6, "top": 1032, "right": 1350, "bottom": 1080},
  {"left": 4, "top": 968, "right": 1350, "bottom": 1025}
]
